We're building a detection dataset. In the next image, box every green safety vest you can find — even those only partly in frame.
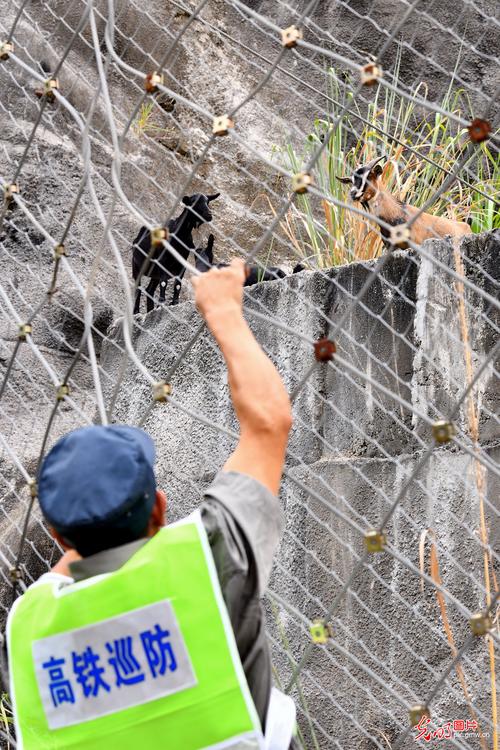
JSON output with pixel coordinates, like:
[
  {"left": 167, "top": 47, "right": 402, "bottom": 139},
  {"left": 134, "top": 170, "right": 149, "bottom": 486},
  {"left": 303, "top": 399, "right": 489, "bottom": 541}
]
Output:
[{"left": 7, "top": 512, "right": 265, "bottom": 749}]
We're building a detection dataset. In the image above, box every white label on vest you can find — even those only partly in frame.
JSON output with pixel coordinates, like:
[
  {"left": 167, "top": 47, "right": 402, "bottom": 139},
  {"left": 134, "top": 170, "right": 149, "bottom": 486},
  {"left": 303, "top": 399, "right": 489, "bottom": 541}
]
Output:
[{"left": 32, "top": 599, "right": 197, "bottom": 729}]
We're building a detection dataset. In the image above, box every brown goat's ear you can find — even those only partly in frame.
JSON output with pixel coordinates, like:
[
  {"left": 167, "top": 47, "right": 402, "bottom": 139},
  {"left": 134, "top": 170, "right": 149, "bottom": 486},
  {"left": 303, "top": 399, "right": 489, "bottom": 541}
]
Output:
[
  {"left": 207, "top": 192, "right": 220, "bottom": 202},
  {"left": 335, "top": 175, "right": 352, "bottom": 184},
  {"left": 364, "top": 154, "right": 385, "bottom": 179}
]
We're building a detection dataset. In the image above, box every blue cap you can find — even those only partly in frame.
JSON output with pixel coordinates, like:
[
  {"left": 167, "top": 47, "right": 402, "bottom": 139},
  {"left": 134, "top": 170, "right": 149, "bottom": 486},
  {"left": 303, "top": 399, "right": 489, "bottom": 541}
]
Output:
[{"left": 39, "top": 425, "right": 156, "bottom": 553}]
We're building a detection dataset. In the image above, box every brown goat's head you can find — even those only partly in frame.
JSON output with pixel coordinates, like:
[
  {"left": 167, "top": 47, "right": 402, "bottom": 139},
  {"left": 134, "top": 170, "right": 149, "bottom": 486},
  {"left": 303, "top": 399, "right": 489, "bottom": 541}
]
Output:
[{"left": 336, "top": 155, "right": 385, "bottom": 206}]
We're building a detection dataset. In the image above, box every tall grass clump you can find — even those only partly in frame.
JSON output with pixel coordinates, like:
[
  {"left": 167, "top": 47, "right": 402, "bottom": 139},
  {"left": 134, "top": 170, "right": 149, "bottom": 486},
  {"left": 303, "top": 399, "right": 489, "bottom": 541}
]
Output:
[
  {"left": 0, "top": 694, "right": 13, "bottom": 748},
  {"left": 275, "top": 58, "right": 499, "bottom": 268}
]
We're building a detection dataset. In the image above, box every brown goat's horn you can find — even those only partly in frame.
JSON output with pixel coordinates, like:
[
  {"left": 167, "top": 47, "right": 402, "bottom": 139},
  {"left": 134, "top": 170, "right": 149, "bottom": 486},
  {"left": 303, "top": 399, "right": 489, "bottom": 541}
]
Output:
[{"left": 363, "top": 154, "right": 386, "bottom": 171}]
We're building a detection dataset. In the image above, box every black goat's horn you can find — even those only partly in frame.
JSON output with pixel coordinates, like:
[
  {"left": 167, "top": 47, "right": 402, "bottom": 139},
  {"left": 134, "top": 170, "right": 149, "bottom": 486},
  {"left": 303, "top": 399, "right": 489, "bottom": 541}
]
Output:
[
  {"left": 335, "top": 175, "right": 352, "bottom": 184},
  {"left": 207, "top": 192, "right": 220, "bottom": 202}
]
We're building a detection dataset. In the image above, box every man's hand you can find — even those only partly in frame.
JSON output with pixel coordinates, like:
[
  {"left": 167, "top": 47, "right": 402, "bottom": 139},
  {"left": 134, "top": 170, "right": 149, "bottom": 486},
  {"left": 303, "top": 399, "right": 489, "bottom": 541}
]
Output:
[
  {"left": 192, "top": 256, "right": 291, "bottom": 496},
  {"left": 192, "top": 259, "right": 245, "bottom": 323}
]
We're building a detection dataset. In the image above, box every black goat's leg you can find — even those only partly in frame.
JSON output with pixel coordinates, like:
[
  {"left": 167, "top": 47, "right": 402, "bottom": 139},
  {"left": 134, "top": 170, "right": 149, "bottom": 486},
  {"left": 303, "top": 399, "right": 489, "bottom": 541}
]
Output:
[
  {"left": 171, "top": 269, "right": 186, "bottom": 305},
  {"left": 171, "top": 279, "right": 182, "bottom": 305},
  {"left": 145, "top": 278, "right": 159, "bottom": 313},
  {"left": 134, "top": 281, "right": 142, "bottom": 315},
  {"left": 158, "top": 280, "right": 168, "bottom": 306}
]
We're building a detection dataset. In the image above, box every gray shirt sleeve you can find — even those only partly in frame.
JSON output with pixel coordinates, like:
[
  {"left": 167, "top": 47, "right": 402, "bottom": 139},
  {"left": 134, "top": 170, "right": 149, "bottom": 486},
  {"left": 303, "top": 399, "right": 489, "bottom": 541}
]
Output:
[
  {"left": 202, "top": 470, "right": 284, "bottom": 596},
  {"left": 200, "top": 470, "right": 284, "bottom": 730}
]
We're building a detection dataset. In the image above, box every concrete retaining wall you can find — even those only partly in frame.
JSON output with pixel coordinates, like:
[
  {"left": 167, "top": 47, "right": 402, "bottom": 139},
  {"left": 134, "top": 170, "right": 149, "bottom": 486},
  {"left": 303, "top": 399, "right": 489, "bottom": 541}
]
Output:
[{"left": 101, "top": 230, "right": 499, "bottom": 748}]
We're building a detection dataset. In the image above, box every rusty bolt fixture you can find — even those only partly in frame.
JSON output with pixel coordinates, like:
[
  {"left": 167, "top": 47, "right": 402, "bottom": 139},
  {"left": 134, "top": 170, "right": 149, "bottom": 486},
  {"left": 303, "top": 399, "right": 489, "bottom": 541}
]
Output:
[
  {"left": 212, "top": 115, "right": 234, "bottom": 136},
  {"left": 56, "top": 383, "right": 70, "bottom": 401},
  {"left": 388, "top": 224, "right": 410, "bottom": 249},
  {"left": 468, "top": 118, "right": 491, "bottom": 143},
  {"left": 0, "top": 41, "right": 14, "bottom": 60},
  {"left": 310, "top": 618, "right": 333, "bottom": 644},
  {"left": 150, "top": 228, "right": 168, "bottom": 246},
  {"left": 18, "top": 323, "right": 32, "bottom": 341},
  {"left": 364, "top": 529, "right": 386, "bottom": 553},
  {"left": 35, "top": 78, "right": 59, "bottom": 101},
  {"left": 9, "top": 567, "right": 22, "bottom": 582},
  {"left": 281, "top": 25, "right": 303, "bottom": 48},
  {"left": 292, "top": 172, "right": 313, "bottom": 194},
  {"left": 145, "top": 72, "right": 164, "bottom": 94},
  {"left": 314, "top": 338, "right": 336, "bottom": 362},
  {"left": 432, "top": 420, "right": 455, "bottom": 444},
  {"left": 361, "top": 62, "right": 382, "bottom": 85},
  {"left": 54, "top": 243, "right": 66, "bottom": 259},
  {"left": 153, "top": 382, "right": 172, "bottom": 402},
  {"left": 409, "top": 705, "right": 430, "bottom": 727},
  {"left": 469, "top": 611, "right": 493, "bottom": 636},
  {"left": 4, "top": 183, "right": 20, "bottom": 208}
]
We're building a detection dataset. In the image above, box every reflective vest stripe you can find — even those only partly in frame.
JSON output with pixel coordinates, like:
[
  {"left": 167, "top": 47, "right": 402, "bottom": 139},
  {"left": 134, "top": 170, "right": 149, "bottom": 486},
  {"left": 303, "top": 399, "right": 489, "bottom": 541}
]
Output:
[{"left": 7, "top": 511, "right": 264, "bottom": 749}]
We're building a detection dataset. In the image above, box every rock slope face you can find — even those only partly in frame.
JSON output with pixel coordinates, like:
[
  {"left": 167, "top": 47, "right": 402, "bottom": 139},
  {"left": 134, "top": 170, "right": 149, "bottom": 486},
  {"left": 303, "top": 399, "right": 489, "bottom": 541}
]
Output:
[
  {"left": 0, "top": 0, "right": 497, "bottom": 323},
  {"left": 101, "top": 230, "right": 499, "bottom": 748},
  {"left": 0, "top": 0, "right": 499, "bottom": 744}
]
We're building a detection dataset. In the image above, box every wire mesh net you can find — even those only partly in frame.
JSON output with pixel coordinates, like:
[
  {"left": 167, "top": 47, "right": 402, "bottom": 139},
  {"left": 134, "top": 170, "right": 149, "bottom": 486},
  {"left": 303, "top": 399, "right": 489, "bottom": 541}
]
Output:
[{"left": 0, "top": 0, "right": 499, "bottom": 747}]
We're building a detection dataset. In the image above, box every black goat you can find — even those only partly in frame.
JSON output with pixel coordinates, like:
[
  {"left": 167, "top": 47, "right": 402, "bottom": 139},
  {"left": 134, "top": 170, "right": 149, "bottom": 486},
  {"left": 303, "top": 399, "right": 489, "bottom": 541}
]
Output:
[
  {"left": 194, "top": 239, "right": 287, "bottom": 285},
  {"left": 132, "top": 192, "right": 220, "bottom": 314}
]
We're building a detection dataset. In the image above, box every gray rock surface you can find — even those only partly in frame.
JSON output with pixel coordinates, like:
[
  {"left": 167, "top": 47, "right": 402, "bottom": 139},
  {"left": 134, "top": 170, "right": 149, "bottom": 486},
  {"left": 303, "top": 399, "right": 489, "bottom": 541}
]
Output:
[{"left": 0, "top": 0, "right": 498, "bottom": 745}]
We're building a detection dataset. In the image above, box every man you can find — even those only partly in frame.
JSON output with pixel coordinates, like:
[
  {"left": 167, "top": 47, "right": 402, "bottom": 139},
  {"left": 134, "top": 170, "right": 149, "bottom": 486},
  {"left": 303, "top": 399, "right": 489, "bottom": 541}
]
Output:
[{"left": 7, "top": 260, "right": 296, "bottom": 749}]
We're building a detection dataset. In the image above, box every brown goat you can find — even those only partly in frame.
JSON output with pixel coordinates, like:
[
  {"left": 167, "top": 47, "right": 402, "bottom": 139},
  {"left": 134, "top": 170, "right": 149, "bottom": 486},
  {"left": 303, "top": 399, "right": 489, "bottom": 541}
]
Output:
[{"left": 337, "top": 156, "right": 471, "bottom": 248}]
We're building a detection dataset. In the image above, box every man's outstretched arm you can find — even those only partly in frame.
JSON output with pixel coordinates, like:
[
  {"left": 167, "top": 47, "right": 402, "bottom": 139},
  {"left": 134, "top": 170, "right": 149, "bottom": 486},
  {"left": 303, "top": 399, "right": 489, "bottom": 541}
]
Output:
[{"left": 193, "top": 259, "right": 292, "bottom": 495}]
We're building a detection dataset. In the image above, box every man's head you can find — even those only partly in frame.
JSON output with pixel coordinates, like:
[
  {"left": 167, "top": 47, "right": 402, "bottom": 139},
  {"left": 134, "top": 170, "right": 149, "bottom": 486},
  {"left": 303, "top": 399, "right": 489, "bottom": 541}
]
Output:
[{"left": 39, "top": 425, "right": 165, "bottom": 557}]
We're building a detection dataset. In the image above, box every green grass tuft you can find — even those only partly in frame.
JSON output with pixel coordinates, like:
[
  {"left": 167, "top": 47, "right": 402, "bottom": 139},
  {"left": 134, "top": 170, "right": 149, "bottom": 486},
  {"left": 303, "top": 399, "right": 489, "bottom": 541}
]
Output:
[{"left": 274, "top": 57, "right": 499, "bottom": 268}]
